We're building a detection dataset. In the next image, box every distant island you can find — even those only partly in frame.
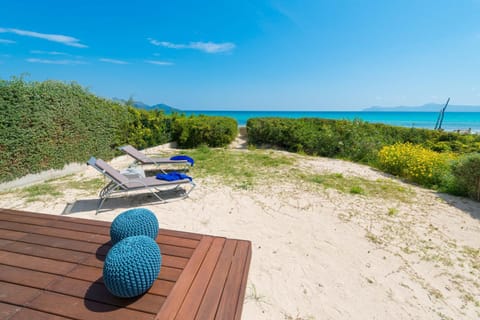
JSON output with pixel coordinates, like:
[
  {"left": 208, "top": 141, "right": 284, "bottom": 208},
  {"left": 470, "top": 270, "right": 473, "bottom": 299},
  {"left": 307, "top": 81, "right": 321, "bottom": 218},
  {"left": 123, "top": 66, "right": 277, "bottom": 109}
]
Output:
[
  {"left": 363, "top": 103, "right": 480, "bottom": 112},
  {"left": 113, "top": 98, "right": 480, "bottom": 113},
  {"left": 112, "top": 98, "right": 181, "bottom": 113}
]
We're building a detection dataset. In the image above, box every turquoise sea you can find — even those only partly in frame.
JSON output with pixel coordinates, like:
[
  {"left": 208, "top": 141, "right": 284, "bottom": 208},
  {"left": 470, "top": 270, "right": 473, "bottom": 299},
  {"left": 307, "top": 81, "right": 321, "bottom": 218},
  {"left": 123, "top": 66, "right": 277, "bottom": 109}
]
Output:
[{"left": 183, "top": 111, "right": 480, "bottom": 132}]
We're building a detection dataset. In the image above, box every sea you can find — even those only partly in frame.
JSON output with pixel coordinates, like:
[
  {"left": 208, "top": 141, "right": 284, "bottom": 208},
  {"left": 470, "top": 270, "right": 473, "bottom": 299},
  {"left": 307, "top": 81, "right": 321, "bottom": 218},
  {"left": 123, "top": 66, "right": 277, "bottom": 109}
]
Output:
[{"left": 182, "top": 111, "right": 480, "bottom": 133}]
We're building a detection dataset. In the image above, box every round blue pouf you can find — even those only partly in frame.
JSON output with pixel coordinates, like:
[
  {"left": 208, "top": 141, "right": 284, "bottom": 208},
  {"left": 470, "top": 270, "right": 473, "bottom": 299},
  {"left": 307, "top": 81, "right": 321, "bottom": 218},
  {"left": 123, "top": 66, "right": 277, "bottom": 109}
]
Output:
[
  {"left": 103, "top": 235, "right": 162, "bottom": 298},
  {"left": 110, "top": 208, "right": 159, "bottom": 245}
]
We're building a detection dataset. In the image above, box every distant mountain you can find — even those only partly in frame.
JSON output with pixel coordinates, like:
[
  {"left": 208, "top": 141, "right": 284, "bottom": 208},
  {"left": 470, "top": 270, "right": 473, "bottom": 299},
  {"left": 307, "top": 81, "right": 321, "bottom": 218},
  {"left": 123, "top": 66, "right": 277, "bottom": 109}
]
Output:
[
  {"left": 364, "top": 103, "right": 480, "bottom": 112},
  {"left": 112, "top": 98, "right": 182, "bottom": 113},
  {"left": 145, "top": 103, "right": 182, "bottom": 113}
]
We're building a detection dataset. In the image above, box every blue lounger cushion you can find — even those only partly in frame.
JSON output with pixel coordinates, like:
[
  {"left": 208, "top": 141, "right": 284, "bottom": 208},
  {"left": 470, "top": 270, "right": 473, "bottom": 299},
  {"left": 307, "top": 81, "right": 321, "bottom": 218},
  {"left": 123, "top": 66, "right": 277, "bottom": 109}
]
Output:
[
  {"left": 170, "top": 155, "right": 194, "bottom": 166},
  {"left": 156, "top": 171, "right": 193, "bottom": 181}
]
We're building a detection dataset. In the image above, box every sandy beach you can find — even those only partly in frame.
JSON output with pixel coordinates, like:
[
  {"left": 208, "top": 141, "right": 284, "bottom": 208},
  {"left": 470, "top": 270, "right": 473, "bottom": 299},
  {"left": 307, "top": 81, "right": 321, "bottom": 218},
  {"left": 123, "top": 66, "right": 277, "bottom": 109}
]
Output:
[{"left": 1, "top": 139, "right": 479, "bottom": 320}]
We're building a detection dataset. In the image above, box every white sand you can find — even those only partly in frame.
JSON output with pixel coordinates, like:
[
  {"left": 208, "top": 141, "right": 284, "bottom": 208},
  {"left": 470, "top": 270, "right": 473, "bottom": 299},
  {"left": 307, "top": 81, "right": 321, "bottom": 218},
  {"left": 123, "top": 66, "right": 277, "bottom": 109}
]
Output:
[{"left": 1, "top": 140, "right": 479, "bottom": 320}]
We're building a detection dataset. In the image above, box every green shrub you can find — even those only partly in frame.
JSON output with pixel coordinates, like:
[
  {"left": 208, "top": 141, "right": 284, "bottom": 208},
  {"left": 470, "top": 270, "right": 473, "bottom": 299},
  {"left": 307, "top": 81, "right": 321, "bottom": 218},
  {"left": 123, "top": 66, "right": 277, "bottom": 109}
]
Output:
[
  {"left": 0, "top": 77, "right": 239, "bottom": 183},
  {"left": 122, "top": 107, "right": 171, "bottom": 149},
  {"left": 0, "top": 77, "right": 128, "bottom": 183},
  {"left": 172, "top": 115, "right": 237, "bottom": 148},
  {"left": 247, "top": 117, "right": 480, "bottom": 162},
  {"left": 449, "top": 154, "right": 480, "bottom": 200}
]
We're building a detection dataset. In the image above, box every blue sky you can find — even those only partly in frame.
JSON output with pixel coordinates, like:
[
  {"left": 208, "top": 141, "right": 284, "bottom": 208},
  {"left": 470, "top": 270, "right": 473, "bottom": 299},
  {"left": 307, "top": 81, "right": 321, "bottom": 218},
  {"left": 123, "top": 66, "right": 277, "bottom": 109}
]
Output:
[{"left": 1, "top": 0, "right": 479, "bottom": 110}]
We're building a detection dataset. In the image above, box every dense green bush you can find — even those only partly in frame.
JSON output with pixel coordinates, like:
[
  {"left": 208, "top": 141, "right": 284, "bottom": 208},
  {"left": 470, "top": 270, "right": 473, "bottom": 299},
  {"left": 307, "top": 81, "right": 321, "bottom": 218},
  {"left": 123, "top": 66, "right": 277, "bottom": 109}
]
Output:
[
  {"left": 0, "top": 78, "right": 238, "bottom": 183},
  {"left": 172, "top": 115, "right": 238, "bottom": 148},
  {"left": 247, "top": 118, "right": 398, "bottom": 162},
  {"left": 449, "top": 154, "right": 480, "bottom": 200},
  {"left": 121, "top": 107, "right": 171, "bottom": 149},
  {"left": 0, "top": 78, "right": 128, "bottom": 183},
  {"left": 247, "top": 117, "right": 480, "bottom": 162}
]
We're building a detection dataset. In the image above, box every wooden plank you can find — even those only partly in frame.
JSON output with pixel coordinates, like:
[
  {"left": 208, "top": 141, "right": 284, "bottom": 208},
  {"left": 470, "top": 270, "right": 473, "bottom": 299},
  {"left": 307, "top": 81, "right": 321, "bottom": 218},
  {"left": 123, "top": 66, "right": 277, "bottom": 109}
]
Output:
[
  {"left": 0, "top": 282, "right": 42, "bottom": 306},
  {"left": 47, "top": 277, "right": 165, "bottom": 314},
  {"left": 2, "top": 241, "right": 91, "bottom": 264},
  {"left": 71, "top": 256, "right": 104, "bottom": 269},
  {"left": 8, "top": 308, "right": 71, "bottom": 320},
  {"left": 0, "top": 212, "right": 109, "bottom": 235},
  {"left": 159, "top": 228, "right": 203, "bottom": 241},
  {"left": 158, "top": 266, "right": 183, "bottom": 282},
  {"left": 154, "top": 236, "right": 213, "bottom": 320},
  {"left": 51, "top": 220, "right": 109, "bottom": 235},
  {"left": 0, "top": 221, "right": 109, "bottom": 244},
  {"left": 0, "top": 208, "right": 111, "bottom": 227},
  {"left": 156, "top": 234, "right": 199, "bottom": 249},
  {"left": 0, "top": 265, "right": 60, "bottom": 289},
  {"left": 149, "top": 280, "right": 176, "bottom": 297},
  {"left": 0, "top": 229, "right": 28, "bottom": 241},
  {"left": 0, "top": 239, "right": 14, "bottom": 248},
  {"left": 0, "top": 301, "right": 21, "bottom": 319},
  {"left": 175, "top": 237, "right": 226, "bottom": 319},
  {"left": 67, "top": 263, "right": 181, "bottom": 283},
  {"left": 65, "top": 264, "right": 103, "bottom": 282},
  {"left": 0, "top": 251, "right": 78, "bottom": 275},
  {"left": 0, "top": 209, "right": 201, "bottom": 240},
  {"left": 1, "top": 211, "right": 200, "bottom": 250},
  {"left": 234, "top": 241, "right": 252, "bottom": 320},
  {"left": 215, "top": 241, "right": 252, "bottom": 320},
  {"left": 195, "top": 240, "right": 238, "bottom": 320},
  {"left": 78, "top": 252, "right": 189, "bottom": 270},
  {"left": 1, "top": 210, "right": 200, "bottom": 247},
  {"left": 160, "top": 255, "right": 189, "bottom": 269},
  {"left": 17, "top": 233, "right": 104, "bottom": 254},
  {"left": 28, "top": 292, "right": 154, "bottom": 320},
  {"left": 160, "top": 244, "right": 195, "bottom": 258},
  {"left": 0, "top": 221, "right": 44, "bottom": 235},
  {"left": 0, "top": 212, "right": 53, "bottom": 226}
]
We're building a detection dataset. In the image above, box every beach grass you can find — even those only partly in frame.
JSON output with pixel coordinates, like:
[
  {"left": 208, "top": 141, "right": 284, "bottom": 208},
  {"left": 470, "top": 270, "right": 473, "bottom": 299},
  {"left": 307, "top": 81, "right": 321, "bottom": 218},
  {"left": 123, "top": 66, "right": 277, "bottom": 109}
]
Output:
[
  {"left": 298, "top": 173, "right": 414, "bottom": 201},
  {"left": 181, "top": 146, "right": 416, "bottom": 201},
  {"left": 62, "top": 177, "right": 105, "bottom": 191},
  {"left": 20, "top": 184, "right": 63, "bottom": 202},
  {"left": 185, "top": 145, "right": 295, "bottom": 189},
  {"left": 16, "top": 176, "right": 105, "bottom": 203}
]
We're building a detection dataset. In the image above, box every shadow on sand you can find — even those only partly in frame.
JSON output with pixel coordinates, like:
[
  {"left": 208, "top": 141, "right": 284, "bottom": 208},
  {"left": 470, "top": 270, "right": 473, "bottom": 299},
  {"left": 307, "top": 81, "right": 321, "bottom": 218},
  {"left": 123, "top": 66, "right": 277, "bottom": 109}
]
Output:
[
  {"left": 436, "top": 192, "right": 480, "bottom": 221},
  {"left": 62, "top": 189, "right": 188, "bottom": 215},
  {"left": 366, "top": 168, "right": 480, "bottom": 222}
]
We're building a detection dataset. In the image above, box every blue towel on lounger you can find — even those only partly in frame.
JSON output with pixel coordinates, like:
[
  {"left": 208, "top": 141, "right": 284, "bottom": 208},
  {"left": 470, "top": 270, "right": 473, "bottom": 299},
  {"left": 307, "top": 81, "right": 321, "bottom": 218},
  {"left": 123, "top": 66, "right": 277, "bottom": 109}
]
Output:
[
  {"left": 170, "top": 155, "right": 194, "bottom": 166},
  {"left": 156, "top": 172, "right": 192, "bottom": 181}
]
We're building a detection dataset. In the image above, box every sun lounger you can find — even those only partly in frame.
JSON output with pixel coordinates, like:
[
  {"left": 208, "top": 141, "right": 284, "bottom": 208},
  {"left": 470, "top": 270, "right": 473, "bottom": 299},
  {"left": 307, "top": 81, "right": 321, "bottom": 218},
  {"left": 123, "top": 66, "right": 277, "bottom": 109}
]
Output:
[
  {"left": 119, "top": 145, "right": 193, "bottom": 173},
  {"left": 87, "top": 157, "right": 195, "bottom": 214}
]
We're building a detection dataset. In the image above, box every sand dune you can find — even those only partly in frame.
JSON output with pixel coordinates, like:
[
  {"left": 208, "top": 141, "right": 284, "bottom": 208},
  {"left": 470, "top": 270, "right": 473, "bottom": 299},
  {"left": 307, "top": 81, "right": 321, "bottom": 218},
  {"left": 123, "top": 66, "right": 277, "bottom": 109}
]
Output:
[{"left": 0, "top": 143, "right": 479, "bottom": 320}]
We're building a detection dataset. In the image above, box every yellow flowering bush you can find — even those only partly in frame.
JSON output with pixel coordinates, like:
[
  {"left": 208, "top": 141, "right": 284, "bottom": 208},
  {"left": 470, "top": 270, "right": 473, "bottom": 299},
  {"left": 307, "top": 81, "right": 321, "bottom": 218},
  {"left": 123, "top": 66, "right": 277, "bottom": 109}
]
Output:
[{"left": 378, "top": 143, "right": 456, "bottom": 187}]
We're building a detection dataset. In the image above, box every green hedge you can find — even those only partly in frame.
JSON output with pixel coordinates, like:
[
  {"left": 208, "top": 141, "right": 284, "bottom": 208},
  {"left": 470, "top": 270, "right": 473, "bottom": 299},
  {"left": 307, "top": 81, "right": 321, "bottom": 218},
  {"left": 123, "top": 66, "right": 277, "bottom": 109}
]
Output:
[
  {"left": 0, "top": 78, "right": 238, "bottom": 183},
  {"left": 171, "top": 115, "right": 238, "bottom": 148},
  {"left": 247, "top": 117, "right": 480, "bottom": 163},
  {"left": 0, "top": 78, "right": 128, "bottom": 183},
  {"left": 121, "top": 107, "right": 172, "bottom": 149},
  {"left": 448, "top": 154, "right": 480, "bottom": 200}
]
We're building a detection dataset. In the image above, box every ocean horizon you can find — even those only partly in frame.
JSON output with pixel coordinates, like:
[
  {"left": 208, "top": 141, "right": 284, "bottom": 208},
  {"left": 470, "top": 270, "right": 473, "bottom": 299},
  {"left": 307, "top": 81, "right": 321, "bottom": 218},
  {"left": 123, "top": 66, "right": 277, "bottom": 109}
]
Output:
[{"left": 182, "top": 110, "right": 480, "bottom": 132}]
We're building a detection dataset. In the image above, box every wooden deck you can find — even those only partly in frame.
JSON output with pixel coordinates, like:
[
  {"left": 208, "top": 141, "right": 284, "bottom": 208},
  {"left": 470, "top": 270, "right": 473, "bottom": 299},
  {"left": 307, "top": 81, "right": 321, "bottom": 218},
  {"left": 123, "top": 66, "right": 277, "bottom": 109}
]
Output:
[{"left": 0, "top": 208, "right": 252, "bottom": 320}]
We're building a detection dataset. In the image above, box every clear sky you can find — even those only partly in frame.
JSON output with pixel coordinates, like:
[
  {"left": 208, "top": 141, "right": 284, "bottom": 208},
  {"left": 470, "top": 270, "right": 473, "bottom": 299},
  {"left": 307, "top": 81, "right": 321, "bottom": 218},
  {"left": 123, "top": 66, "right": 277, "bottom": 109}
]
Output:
[{"left": 1, "top": 0, "right": 479, "bottom": 110}]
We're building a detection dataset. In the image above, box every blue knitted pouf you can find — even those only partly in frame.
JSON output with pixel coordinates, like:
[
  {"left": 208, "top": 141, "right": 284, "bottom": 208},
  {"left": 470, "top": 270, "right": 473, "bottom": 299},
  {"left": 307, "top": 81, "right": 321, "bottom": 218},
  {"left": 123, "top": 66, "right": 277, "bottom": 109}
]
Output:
[
  {"left": 103, "top": 235, "right": 162, "bottom": 298},
  {"left": 110, "top": 208, "right": 159, "bottom": 245}
]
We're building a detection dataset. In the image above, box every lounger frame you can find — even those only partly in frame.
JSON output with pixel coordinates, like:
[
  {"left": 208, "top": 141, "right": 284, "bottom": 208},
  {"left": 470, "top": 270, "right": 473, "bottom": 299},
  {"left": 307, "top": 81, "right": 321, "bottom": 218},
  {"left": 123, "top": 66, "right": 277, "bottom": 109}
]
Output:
[
  {"left": 87, "top": 157, "right": 195, "bottom": 214},
  {"left": 119, "top": 145, "right": 192, "bottom": 173}
]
